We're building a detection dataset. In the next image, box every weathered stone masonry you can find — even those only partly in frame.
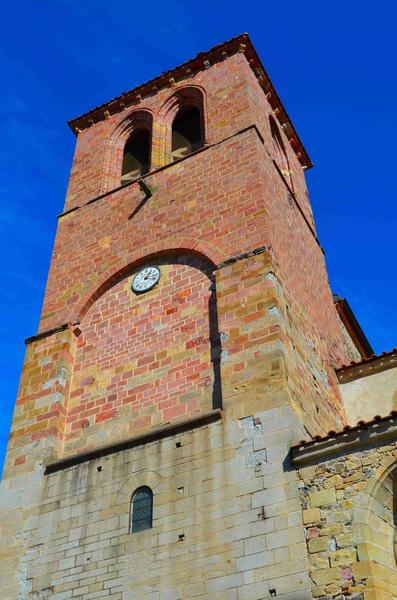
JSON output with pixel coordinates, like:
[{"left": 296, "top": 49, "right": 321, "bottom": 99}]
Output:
[{"left": 293, "top": 414, "right": 397, "bottom": 599}]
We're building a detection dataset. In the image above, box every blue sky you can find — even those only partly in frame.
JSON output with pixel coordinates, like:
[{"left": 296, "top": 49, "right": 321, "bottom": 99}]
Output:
[{"left": 1, "top": 1, "right": 396, "bottom": 475}]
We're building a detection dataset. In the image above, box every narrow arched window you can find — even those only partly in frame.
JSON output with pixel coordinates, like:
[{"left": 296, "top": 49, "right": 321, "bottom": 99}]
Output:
[
  {"left": 172, "top": 106, "right": 203, "bottom": 160},
  {"left": 130, "top": 486, "right": 153, "bottom": 533},
  {"left": 121, "top": 128, "right": 151, "bottom": 184}
]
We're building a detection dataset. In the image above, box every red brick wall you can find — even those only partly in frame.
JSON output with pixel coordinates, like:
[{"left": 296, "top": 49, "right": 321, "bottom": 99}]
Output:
[
  {"left": 40, "top": 128, "right": 267, "bottom": 331},
  {"left": 242, "top": 58, "right": 316, "bottom": 230},
  {"left": 64, "top": 258, "right": 217, "bottom": 455},
  {"left": 64, "top": 54, "right": 258, "bottom": 211}
]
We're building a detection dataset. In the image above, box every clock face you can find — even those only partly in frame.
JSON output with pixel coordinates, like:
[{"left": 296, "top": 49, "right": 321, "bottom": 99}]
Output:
[{"left": 132, "top": 266, "right": 161, "bottom": 293}]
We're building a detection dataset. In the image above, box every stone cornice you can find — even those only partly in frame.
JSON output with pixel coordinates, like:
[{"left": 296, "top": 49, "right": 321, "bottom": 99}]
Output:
[
  {"left": 45, "top": 409, "right": 222, "bottom": 474},
  {"left": 337, "top": 349, "right": 397, "bottom": 384},
  {"left": 291, "top": 414, "right": 397, "bottom": 467}
]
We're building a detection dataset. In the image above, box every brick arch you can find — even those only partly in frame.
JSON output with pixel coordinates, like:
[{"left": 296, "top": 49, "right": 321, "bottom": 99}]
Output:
[
  {"left": 156, "top": 85, "right": 208, "bottom": 165},
  {"left": 101, "top": 108, "right": 154, "bottom": 193},
  {"left": 71, "top": 248, "right": 224, "bottom": 413},
  {"left": 353, "top": 457, "right": 397, "bottom": 596},
  {"left": 364, "top": 457, "right": 397, "bottom": 498},
  {"left": 117, "top": 470, "right": 165, "bottom": 506},
  {"left": 157, "top": 84, "right": 207, "bottom": 123},
  {"left": 70, "top": 240, "right": 224, "bottom": 324},
  {"left": 64, "top": 246, "right": 223, "bottom": 453}
]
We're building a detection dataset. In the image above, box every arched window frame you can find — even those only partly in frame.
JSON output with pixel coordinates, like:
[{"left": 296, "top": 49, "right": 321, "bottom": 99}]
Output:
[
  {"left": 352, "top": 460, "right": 397, "bottom": 591},
  {"left": 129, "top": 486, "right": 153, "bottom": 533},
  {"left": 158, "top": 86, "right": 207, "bottom": 165},
  {"left": 101, "top": 109, "right": 154, "bottom": 193}
]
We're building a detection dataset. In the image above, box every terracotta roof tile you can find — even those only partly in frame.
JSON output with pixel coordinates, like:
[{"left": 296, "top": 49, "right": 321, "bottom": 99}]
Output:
[
  {"left": 336, "top": 347, "right": 397, "bottom": 372},
  {"left": 294, "top": 409, "right": 397, "bottom": 449}
]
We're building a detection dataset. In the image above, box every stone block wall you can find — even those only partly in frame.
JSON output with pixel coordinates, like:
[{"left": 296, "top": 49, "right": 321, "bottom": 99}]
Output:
[
  {"left": 1, "top": 406, "right": 311, "bottom": 600},
  {"left": 296, "top": 435, "right": 397, "bottom": 599}
]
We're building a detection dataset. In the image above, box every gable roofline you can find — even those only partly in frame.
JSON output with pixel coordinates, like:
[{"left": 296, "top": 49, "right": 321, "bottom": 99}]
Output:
[{"left": 68, "top": 33, "right": 313, "bottom": 169}]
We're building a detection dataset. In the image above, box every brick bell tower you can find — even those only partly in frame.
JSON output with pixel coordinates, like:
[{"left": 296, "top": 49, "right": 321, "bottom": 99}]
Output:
[{"left": 1, "top": 34, "right": 367, "bottom": 599}]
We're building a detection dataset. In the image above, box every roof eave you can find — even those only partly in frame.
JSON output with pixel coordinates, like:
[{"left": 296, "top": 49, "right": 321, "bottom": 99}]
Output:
[
  {"left": 68, "top": 33, "right": 313, "bottom": 170},
  {"left": 334, "top": 296, "right": 373, "bottom": 358}
]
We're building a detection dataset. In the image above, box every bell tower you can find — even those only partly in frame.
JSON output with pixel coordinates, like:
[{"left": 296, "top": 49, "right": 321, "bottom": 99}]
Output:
[{"left": 0, "top": 34, "right": 366, "bottom": 599}]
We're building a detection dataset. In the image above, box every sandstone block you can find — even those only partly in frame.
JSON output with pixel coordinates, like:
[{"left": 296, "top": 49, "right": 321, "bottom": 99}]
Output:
[
  {"left": 309, "top": 489, "right": 336, "bottom": 508},
  {"left": 310, "top": 567, "right": 340, "bottom": 585},
  {"left": 330, "top": 547, "right": 357, "bottom": 566},
  {"left": 302, "top": 508, "right": 321, "bottom": 524},
  {"left": 308, "top": 537, "right": 329, "bottom": 553}
]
